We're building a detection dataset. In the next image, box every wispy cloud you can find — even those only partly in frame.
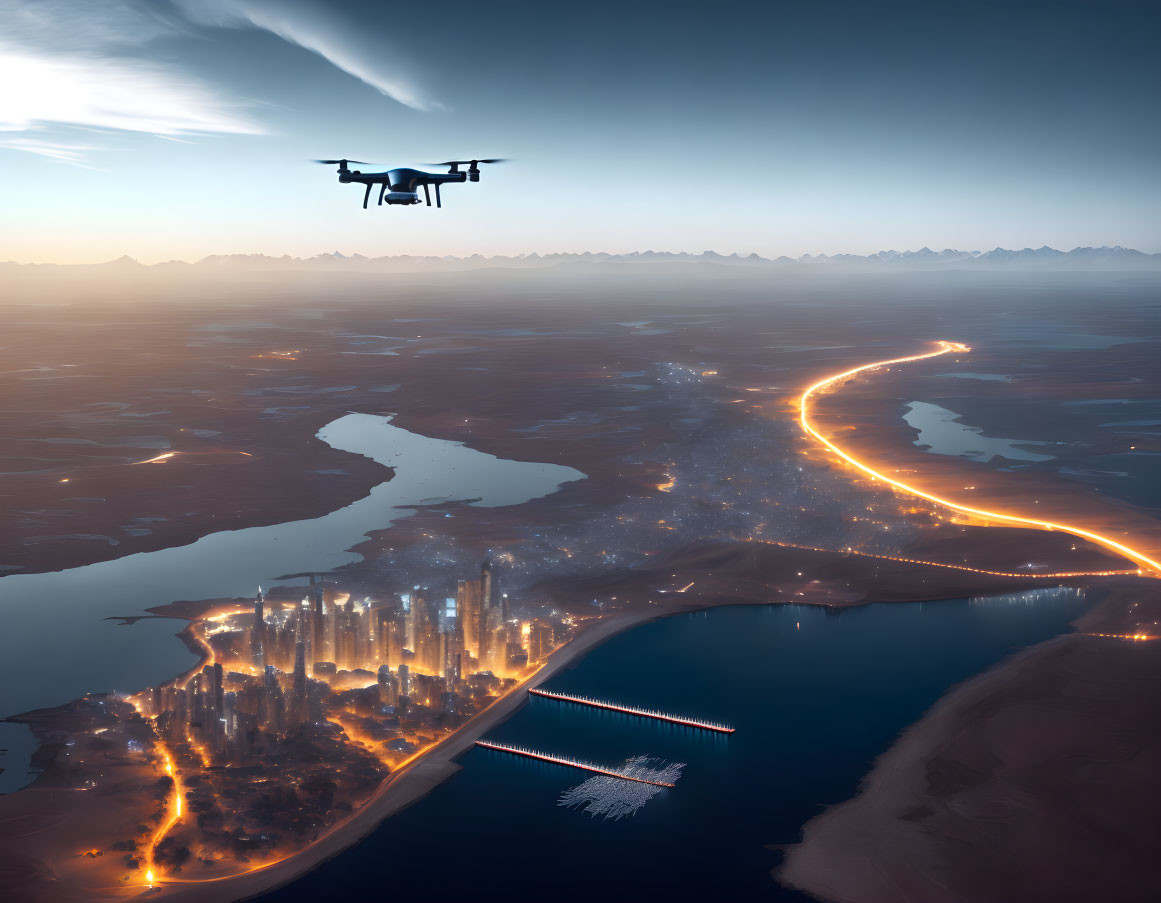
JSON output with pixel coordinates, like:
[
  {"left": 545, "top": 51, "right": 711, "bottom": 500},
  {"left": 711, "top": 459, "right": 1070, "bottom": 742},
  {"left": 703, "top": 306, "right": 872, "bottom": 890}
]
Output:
[
  {"left": 0, "top": 48, "right": 264, "bottom": 136},
  {"left": 0, "top": 135, "right": 102, "bottom": 166},
  {"left": 0, "top": 0, "right": 262, "bottom": 161},
  {"left": 174, "top": 0, "right": 440, "bottom": 111},
  {"left": 0, "top": 0, "right": 435, "bottom": 162}
]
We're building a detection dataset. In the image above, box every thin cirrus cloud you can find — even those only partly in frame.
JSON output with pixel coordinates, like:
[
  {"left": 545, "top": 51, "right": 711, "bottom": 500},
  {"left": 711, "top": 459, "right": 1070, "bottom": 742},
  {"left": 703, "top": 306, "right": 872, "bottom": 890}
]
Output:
[
  {"left": 0, "top": 0, "right": 435, "bottom": 163},
  {"left": 174, "top": 0, "right": 441, "bottom": 112}
]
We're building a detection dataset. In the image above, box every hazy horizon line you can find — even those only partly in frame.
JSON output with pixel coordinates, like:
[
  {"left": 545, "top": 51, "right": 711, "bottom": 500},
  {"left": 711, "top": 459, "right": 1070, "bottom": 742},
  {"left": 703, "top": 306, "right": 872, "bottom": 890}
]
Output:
[{"left": 6, "top": 243, "right": 1161, "bottom": 268}]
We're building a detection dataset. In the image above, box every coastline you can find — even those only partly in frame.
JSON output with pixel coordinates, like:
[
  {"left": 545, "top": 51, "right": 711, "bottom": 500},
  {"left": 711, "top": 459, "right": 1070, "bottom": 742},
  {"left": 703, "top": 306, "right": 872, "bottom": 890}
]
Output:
[
  {"left": 157, "top": 602, "right": 702, "bottom": 903},
  {"left": 3, "top": 539, "right": 1114, "bottom": 903},
  {"left": 161, "top": 577, "right": 1121, "bottom": 903},
  {"left": 777, "top": 581, "right": 1161, "bottom": 903}
]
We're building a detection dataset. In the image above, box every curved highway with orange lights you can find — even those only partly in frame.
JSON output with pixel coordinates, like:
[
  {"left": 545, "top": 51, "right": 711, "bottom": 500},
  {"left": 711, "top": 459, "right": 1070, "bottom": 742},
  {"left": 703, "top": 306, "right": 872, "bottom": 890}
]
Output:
[{"left": 798, "top": 341, "right": 1161, "bottom": 578}]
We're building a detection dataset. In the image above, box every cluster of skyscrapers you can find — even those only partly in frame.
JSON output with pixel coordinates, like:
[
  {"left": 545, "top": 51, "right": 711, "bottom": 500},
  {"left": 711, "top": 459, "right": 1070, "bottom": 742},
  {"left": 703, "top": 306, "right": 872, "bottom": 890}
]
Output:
[
  {"left": 245, "top": 560, "right": 554, "bottom": 682},
  {"left": 135, "top": 559, "right": 557, "bottom": 765}
]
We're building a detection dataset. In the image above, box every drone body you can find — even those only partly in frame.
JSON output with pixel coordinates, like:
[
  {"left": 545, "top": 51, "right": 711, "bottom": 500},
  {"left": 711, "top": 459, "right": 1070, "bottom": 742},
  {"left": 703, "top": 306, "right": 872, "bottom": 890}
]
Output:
[{"left": 316, "top": 158, "right": 505, "bottom": 209}]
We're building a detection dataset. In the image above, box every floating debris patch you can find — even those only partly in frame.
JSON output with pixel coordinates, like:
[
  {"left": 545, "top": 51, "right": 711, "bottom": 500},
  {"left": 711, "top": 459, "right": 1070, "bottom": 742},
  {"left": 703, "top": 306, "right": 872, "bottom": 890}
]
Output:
[{"left": 558, "top": 756, "right": 685, "bottom": 820}]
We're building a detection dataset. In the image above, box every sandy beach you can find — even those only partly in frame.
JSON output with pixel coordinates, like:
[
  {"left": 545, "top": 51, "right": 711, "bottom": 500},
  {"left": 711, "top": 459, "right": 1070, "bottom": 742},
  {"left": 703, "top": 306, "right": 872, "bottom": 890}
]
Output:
[{"left": 777, "top": 580, "right": 1161, "bottom": 903}]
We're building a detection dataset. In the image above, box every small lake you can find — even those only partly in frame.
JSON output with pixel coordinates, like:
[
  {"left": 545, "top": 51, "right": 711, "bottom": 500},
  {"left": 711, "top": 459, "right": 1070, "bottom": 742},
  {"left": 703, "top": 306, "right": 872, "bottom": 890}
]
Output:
[
  {"left": 933, "top": 372, "right": 1013, "bottom": 382},
  {"left": 903, "top": 401, "right": 1056, "bottom": 463},
  {"left": 0, "top": 415, "right": 584, "bottom": 731},
  {"left": 261, "top": 587, "right": 1088, "bottom": 902}
]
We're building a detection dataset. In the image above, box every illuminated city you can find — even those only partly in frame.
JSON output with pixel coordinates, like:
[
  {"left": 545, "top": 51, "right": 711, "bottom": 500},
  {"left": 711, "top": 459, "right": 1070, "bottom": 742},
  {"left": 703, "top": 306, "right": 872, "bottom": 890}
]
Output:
[{"left": 108, "top": 561, "right": 563, "bottom": 885}]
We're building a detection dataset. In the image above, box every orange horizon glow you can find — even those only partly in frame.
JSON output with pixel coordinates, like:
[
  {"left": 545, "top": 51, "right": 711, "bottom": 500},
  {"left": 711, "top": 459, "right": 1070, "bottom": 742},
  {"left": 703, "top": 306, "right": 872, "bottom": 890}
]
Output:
[{"left": 797, "top": 341, "right": 1160, "bottom": 578}]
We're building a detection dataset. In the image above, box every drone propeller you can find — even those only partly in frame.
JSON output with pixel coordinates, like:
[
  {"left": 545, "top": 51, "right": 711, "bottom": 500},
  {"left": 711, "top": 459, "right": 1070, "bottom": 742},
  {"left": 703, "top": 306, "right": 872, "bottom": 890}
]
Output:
[
  {"left": 314, "top": 159, "right": 369, "bottom": 165},
  {"left": 427, "top": 158, "right": 508, "bottom": 167}
]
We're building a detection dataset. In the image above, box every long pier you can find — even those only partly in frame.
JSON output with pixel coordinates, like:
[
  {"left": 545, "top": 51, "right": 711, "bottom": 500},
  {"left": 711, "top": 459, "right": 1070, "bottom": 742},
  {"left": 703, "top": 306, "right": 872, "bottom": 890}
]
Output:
[
  {"left": 529, "top": 688, "right": 735, "bottom": 734},
  {"left": 475, "top": 740, "right": 677, "bottom": 787}
]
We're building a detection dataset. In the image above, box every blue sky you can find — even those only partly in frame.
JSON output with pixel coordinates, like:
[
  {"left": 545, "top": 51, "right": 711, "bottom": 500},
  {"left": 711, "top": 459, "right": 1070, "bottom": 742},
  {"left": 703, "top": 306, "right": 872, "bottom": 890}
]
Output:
[{"left": 1, "top": 0, "right": 1158, "bottom": 262}]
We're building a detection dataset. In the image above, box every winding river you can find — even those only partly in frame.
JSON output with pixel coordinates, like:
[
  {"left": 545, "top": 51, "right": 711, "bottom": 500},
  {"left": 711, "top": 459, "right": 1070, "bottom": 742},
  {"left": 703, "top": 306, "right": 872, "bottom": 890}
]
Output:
[{"left": 0, "top": 413, "right": 584, "bottom": 726}]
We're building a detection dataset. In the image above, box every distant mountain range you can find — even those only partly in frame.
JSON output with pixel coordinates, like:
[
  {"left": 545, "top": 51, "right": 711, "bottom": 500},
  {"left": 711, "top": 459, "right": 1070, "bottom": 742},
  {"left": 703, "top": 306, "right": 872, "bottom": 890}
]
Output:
[{"left": 5, "top": 245, "right": 1160, "bottom": 274}]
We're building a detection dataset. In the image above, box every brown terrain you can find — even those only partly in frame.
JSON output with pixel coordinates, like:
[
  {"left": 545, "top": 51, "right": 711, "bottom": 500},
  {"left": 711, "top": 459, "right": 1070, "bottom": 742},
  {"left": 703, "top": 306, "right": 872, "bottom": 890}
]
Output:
[
  {"left": 778, "top": 581, "right": 1161, "bottom": 903},
  {"left": 1, "top": 263, "right": 1158, "bottom": 901}
]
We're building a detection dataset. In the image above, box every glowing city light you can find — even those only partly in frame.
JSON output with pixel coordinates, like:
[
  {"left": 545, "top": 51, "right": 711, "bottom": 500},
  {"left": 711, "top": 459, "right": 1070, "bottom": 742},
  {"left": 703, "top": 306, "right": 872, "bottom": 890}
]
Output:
[
  {"left": 132, "top": 452, "right": 179, "bottom": 465},
  {"left": 758, "top": 539, "right": 1137, "bottom": 581},
  {"left": 129, "top": 562, "right": 560, "bottom": 888}
]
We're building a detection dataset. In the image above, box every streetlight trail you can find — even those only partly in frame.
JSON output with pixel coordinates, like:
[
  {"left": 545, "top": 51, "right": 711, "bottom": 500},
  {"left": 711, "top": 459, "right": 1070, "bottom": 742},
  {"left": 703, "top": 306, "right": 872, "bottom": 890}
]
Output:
[
  {"left": 756, "top": 539, "right": 1137, "bottom": 580},
  {"left": 798, "top": 341, "right": 1160, "bottom": 578},
  {"left": 137, "top": 623, "right": 216, "bottom": 886}
]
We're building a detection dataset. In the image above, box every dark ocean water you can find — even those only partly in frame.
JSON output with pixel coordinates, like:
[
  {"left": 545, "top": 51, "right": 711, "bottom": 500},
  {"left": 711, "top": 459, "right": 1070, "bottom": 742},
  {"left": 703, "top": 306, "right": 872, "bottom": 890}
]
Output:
[{"left": 261, "top": 589, "right": 1088, "bottom": 902}]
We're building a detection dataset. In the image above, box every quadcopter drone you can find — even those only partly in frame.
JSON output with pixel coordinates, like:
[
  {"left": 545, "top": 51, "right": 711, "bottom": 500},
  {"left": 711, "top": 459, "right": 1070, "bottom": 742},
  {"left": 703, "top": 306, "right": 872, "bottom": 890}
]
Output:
[{"left": 315, "top": 158, "right": 506, "bottom": 209}]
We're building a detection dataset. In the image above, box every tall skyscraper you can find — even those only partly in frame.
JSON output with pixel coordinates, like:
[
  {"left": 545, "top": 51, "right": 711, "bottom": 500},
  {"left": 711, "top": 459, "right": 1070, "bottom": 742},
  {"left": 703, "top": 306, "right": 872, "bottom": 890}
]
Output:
[
  {"left": 251, "top": 586, "right": 266, "bottom": 667},
  {"left": 291, "top": 640, "right": 307, "bottom": 726},
  {"left": 456, "top": 579, "right": 479, "bottom": 659},
  {"left": 478, "top": 558, "right": 501, "bottom": 670},
  {"left": 379, "top": 605, "right": 404, "bottom": 669},
  {"left": 403, "top": 590, "right": 419, "bottom": 651},
  {"left": 335, "top": 600, "right": 356, "bottom": 670},
  {"left": 527, "top": 619, "right": 555, "bottom": 664},
  {"left": 414, "top": 595, "right": 442, "bottom": 674},
  {"left": 377, "top": 664, "right": 393, "bottom": 705},
  {"left": 397, "top": 663, "right": 411, "bottom": 700},
  {"left": 260, "top": 664, "right": 284, "bottom": 733},
  {"left": 212, "top": 662, "right": 224, "bottom": 716},
  {"left": 481, "top": 557, "right": 493, "bottom": 610},
  {"left": 309, "top": 579, "right": 326, "bottom": 663}
]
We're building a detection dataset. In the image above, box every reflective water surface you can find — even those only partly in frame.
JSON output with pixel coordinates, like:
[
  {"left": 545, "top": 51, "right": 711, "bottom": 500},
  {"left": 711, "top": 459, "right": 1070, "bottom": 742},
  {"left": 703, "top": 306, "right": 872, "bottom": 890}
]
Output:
[{"left": 263, "top": 589, "right": 1088, "bottom": 902}]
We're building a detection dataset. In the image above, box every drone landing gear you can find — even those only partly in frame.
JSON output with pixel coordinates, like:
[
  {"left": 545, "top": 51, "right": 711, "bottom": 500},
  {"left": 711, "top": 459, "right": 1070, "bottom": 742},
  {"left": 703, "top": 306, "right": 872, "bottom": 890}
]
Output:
[{"left": 362, "top": 183, "right": 373, "bottom": 209}]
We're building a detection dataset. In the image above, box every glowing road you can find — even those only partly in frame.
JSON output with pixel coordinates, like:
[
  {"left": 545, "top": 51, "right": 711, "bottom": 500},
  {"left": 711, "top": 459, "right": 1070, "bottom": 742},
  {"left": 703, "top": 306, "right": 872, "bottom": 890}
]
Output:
[
  {"left": 798, "top": 341, "right": 1161, "bottom": 578},
  {"left": 137, "top": 623, "right": 217, "bottom": 887},
  {"left": 143, "top": 744, "right": 183, "bottom": 889},
  {"left": 758, "top": 539, "right": 1138, "bottom": 581}
]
